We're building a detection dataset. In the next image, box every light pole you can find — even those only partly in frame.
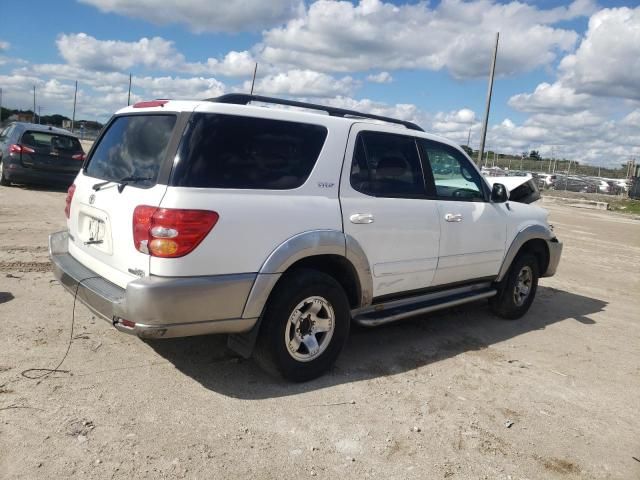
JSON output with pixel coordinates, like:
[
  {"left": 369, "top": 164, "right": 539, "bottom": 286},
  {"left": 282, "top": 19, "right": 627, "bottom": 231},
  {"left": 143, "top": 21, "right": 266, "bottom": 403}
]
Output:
[{"left": 477, "top": 32, "right": 500, "bottom": 166}]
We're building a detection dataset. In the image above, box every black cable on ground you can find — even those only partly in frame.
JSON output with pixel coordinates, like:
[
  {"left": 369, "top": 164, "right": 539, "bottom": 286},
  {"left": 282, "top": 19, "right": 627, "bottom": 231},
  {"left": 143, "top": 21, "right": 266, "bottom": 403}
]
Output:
[{"left": 21, "top": 276, "right": 100, "bottom": 380}]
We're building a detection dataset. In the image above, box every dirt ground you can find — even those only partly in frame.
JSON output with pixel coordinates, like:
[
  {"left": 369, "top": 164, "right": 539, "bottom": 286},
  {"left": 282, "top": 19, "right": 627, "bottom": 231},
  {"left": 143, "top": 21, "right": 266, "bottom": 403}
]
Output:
[{"left": 1, "top": 184, "right": 639, "bottom": 480}]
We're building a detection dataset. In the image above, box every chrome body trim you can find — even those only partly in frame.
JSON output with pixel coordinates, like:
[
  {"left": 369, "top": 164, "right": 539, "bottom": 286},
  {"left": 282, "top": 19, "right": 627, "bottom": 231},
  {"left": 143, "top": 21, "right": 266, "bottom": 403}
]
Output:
[
  {"left": 49, "top": 230, "right": 258, "bottom": 338},
  {"left": 257, "top": 230, "right": 374, "bottom": 309},
  {"left": 260, "top": 229, "right": 346, "bottom": 274},
  {"left": 542, "top": 238, "right": 563, "bottom": 278},
  {"left": 345, "top": 234, "right": 374, "bottom": 307},
  {"left": 352, "top": 281, "right": 493, "bottom": 317},
  {"left": 114, "top": 317, "right": 257, "bottom": 339},
  {"left": 242, "top": 272, "right": 282, "bottom": 319},
  {"left": 354, "top": 289, "right": 497, "bottom": 327},
  {"left": 496, "top": 224, "right": 556, "bottom": 282}
]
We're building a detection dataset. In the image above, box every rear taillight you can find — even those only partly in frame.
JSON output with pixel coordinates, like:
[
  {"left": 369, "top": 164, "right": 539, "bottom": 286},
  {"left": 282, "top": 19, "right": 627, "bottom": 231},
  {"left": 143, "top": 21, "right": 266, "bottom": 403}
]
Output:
[
  {"left": 72, "top": 153, "right": 86, "bottom": 161},
  {"left": 64, "top": 184, "right": 76, "bottom": 219},
  {"left": 9, "top": 144, "right": 35, "bottom": 154},
  {"left": 133, "top": 205, "right": 219, "bottom": 258}
]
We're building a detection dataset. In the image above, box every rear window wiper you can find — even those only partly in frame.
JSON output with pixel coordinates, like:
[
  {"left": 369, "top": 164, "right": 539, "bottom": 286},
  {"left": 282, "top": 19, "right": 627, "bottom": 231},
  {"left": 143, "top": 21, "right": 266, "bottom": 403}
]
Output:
[{"left": 92, "top": 176, "right": 153, "bottom": 193}]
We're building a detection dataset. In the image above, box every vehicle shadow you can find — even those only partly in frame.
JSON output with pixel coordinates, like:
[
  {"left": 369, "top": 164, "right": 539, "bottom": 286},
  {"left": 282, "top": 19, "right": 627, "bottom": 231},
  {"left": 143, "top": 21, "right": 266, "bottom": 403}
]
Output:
[
  {"left": 0, "top": 292, "right": 14, "bottom": 305},
  {"left": 145, "top": 286, "right": 606, "bottom": 399}
]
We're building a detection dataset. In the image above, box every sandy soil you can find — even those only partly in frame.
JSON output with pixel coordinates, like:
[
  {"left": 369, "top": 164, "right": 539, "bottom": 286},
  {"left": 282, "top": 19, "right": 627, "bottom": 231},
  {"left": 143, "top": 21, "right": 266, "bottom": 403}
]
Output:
[{"left": 1, "top": 185, "right": 639, "bottom": 479}]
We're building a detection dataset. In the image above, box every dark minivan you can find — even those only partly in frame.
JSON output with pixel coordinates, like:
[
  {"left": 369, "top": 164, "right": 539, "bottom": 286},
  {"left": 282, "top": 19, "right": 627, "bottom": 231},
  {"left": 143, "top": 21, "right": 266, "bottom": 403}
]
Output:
[{"left": 0, "top": 122, "right": 85, "bottom": 188}]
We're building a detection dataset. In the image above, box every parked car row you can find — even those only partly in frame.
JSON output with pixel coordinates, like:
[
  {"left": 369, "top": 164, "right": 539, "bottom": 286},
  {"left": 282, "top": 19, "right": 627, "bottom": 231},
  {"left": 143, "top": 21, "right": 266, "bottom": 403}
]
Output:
[{"left": 550, "top": 175, "right": 631, "bottom": 195}]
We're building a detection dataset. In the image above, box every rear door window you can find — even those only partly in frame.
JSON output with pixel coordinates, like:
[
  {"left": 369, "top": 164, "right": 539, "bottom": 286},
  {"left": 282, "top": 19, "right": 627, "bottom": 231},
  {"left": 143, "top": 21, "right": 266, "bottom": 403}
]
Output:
[
  {"left": 171, "top": 113, "right": 327, "bottom": 189},
  {"left": 85, "top": 114, "right": 176, "bottom": 185},
  {"left": 350, "top": 131, "right": 427, "bottom": 198}
]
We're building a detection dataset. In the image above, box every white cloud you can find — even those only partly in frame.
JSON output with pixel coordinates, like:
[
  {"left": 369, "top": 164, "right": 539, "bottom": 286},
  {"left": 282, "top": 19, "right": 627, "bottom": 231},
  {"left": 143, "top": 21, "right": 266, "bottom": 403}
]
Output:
[
  {"left": 57, "top": 33, "right": 182, "bottom": 71},
  {"left": 243, "top": 70, "right": 358, "bottom": 97},
  {"left": 508, "top": 82, "right": 592, "bottom": 114},
  {"left": 55, "top": 33, "right": 256, "bottom": 77},
  {"left": 0, "top": 40, "right": 10, "bottom": 51},
  {"left": 183, "top": 50, "right": 257, "bottom": 77},
  {"left": 79, "top": 0, "right": 304, "bottom": 33},
  {"left": 366, "top": 71, "right": 393, "bottom": 84},
  {"left": 559, "top": 6, "right": 640, "bottom": 100},
  {"left": 133, "top": 76, "right": 225, "bottom": 99},
  {"left": 320, "top": 96, "right": 422, "bottom": 124},
  {"left": 259, "top": 0, "right": 590, "bottom": 78},
  {"left": 430, "top": 108, "right": 480, "bottom": 144}
]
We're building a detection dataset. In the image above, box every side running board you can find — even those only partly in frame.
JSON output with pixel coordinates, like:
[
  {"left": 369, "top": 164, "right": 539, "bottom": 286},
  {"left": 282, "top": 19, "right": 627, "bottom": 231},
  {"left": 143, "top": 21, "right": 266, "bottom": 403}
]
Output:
[{"left": 353, "top": 283, "right": 497, "bottom": 327}]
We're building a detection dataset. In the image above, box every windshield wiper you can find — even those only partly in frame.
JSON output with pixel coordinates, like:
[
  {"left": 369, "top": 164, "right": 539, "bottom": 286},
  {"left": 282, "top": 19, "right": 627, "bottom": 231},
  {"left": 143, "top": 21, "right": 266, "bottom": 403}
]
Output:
[{"left": 92, "top": 176, "right": 152, "bottom": 193}]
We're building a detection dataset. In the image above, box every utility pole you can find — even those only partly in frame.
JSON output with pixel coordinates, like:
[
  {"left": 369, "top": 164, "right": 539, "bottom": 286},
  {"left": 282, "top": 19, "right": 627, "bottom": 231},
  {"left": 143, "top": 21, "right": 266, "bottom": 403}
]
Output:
[
  {"left": 32, "top": 85, "right": 36, "bottom": 123},
  {"left": 250, "top": 63, "right": 258, "bottom": 95},
  {"left": 0, "top": 87, "right": 3, "bottom": 124},
  {"left": 477, "top": 32, "right": 499, "bottom": 166},
  {"left": 466, "top": 128, "right": 471, "bottom": 147},
  {"left": 71, "top": 80, "right": 78, "bottom": 133},
  {"left": 127, "top": 73, "right": 132, "bottom": 106},
  {"left": 38, "top": 106, "right": 42, "bottom": 124}
]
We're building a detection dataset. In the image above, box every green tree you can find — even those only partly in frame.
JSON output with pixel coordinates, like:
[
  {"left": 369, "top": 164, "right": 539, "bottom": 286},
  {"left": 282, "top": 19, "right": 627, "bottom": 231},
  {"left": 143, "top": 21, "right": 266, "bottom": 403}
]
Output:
[{"left": 460, "top": 145, "right": 473, "bottom": 156}]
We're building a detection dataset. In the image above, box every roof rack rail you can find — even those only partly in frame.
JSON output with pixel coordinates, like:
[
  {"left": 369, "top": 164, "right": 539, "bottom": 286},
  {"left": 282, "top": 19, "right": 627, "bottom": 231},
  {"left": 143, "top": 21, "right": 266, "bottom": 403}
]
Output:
[{"left": 205, "top": 93, "right": 424, "bottom": 132}]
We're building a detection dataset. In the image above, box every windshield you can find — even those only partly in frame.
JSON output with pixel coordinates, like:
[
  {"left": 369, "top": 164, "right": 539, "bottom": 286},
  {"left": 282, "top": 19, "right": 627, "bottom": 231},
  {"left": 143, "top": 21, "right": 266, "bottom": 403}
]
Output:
[
  {"left": 22, "top": 131, "right": 83, "bottom": 153},
  {"left": 85, "top": 114, "right": 176, "bottom": 185}
]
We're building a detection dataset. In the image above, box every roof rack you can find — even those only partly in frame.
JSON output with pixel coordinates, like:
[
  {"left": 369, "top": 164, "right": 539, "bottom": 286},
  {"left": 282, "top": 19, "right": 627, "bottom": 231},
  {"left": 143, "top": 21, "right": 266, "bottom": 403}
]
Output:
[{"left": 205, "top": 94, "right": 424, "bottom": 132}]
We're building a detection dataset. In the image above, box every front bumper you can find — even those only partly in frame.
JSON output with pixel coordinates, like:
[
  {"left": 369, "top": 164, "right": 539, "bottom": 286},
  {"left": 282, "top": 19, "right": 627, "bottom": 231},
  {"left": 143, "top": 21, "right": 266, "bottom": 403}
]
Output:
[
  {"left": 542, "top": 237, "right": 563, "bottom": 277},
  {"left": 49, "top": 231, "right": 259, "bottom": 338}
]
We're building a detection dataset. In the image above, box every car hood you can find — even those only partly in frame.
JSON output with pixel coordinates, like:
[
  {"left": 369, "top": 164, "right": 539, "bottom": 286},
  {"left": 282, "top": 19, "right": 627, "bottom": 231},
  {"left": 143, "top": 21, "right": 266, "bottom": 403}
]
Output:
[{"left": 485, "top": 175, "right": 541, "bottom": 204}]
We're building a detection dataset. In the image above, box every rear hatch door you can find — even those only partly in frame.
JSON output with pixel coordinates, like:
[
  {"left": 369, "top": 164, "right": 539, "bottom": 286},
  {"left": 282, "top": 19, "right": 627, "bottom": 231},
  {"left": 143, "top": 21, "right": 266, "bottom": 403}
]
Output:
[
  {"left": 20, "top": 130, "right": 84, "bottom": 173},
  {"left": 67, "top": 112, "right": 185, "bottom": 288}
]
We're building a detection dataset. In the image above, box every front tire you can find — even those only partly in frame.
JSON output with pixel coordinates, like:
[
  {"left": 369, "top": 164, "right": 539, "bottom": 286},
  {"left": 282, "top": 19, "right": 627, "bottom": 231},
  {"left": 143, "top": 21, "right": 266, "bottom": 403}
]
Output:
[
  {"left": 254, "top": 269, "right": 351, "bottom": 382},
  {"left": 490, "top": 253, "right": 539, "bottom": 320}
]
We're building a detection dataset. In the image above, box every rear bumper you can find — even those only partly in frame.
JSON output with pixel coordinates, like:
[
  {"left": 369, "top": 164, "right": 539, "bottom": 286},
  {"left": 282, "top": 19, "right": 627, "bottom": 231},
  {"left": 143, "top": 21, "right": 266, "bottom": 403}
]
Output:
[
  {"left": 3, "top": 161, "right": 77, "bottom": 186},
  {"left": 542, "top": 237, "right": 563, "bottom": 277},
  {"left": 49, "top": 230, "right": 258, "bottom": 338}
]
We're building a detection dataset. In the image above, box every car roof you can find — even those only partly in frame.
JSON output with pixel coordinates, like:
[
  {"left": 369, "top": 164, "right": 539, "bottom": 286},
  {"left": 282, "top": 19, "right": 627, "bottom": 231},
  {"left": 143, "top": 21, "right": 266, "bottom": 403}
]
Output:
[
  {"left": 116, "top": 98, "right": 465, "bottom": 153},
  {"left": 11, "top": 122, "right": 77, "bottom": 137}
]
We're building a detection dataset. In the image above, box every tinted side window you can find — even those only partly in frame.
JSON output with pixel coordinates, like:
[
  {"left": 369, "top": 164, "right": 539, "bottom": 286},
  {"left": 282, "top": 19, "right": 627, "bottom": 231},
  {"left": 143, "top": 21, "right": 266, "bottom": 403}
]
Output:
[
  {"left": 420, "top": 140, "right": 485, "bottom": 201},
  {"left": 85, "top": 115, "right": 176, "bottom": 185},
  {"left": 171, "top": 113, "right": 327, "bottom": 190},
  {"left": 350, "top": 131, "right": 426, "bottom": 198}
]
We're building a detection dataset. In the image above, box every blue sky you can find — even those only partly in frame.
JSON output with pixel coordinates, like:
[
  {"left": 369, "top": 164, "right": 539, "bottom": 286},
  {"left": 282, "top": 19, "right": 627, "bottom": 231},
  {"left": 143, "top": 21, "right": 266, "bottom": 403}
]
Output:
[{"left": 0, "top": 1, "right": 638, "bottom": 166}]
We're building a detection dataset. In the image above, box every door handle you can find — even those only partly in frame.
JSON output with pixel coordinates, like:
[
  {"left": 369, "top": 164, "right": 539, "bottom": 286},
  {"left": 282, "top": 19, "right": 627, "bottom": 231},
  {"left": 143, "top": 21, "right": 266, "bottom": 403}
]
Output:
[
  {"left": 350, "top": 213, "right": 374, "bottom": 224},
  {"left": 444, "top": 213, "right": 463, "bottom": 222}
]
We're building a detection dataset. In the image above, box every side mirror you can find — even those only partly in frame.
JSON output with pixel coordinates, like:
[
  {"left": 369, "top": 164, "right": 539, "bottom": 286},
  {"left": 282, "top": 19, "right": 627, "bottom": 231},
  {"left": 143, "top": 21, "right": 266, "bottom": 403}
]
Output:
[{"left": 491, "top": 183, "right": 508, "bottom": 203}]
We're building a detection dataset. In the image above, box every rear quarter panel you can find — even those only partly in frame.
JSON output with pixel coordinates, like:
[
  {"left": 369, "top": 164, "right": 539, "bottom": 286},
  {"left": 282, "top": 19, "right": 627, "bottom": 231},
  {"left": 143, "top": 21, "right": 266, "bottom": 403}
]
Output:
[{"left": 150, "top": 115, "right": 350, "bottom": 277}]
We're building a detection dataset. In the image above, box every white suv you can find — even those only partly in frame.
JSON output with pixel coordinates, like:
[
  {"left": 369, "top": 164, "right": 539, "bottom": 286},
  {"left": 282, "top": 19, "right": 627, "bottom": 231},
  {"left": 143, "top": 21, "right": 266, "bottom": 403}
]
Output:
[{"left": 49, "top": 94, "right": 562, "bottom": 381}]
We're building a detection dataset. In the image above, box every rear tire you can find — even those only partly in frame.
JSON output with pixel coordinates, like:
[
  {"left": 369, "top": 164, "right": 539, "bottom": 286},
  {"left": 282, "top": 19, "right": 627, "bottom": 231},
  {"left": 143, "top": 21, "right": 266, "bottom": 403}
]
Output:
[
  {"left": 254, "top": 269, "right": 351, "bottom": 382},
  {"left": 0, "top": 160, "right": 10, "bottom": 186},
  {"left": 490, "top": 253, "right": 539, "bottom": 320}
]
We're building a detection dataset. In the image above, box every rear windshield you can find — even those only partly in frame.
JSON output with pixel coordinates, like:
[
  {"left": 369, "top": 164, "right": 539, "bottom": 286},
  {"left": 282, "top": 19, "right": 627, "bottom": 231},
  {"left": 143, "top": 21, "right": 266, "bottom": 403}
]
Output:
[
  {"left": 85, "top": 114, "right": 176, "bottom": 184},
  {"left": 171, "top": 113, "right": 328, "bottom": 189},
  {"left": 21, "top": 131, "right": 82, "bottom": 152}
]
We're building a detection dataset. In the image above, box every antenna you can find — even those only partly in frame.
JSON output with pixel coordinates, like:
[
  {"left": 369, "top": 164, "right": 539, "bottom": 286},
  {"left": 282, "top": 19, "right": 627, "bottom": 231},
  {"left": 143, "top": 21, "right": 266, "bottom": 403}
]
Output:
[
  {"left": 250, "top": 63, "right": 258, "bottom": 95},
  {"left": 71, "top": 80, "right": 78, "bottom": 133},
  {"left": 477, "top": 32, "right": 499, "bottom": 166},
  {"left": 127, "top": 73, "right": 132, "bottom": 106}
]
